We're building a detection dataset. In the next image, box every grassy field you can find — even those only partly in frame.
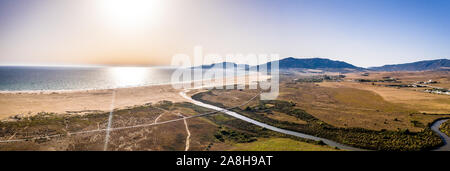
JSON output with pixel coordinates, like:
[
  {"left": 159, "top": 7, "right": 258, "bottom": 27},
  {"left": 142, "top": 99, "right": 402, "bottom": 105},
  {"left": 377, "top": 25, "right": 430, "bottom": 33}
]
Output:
[{"left": 231, "top": 138, "right": 340, "bottom": 151}]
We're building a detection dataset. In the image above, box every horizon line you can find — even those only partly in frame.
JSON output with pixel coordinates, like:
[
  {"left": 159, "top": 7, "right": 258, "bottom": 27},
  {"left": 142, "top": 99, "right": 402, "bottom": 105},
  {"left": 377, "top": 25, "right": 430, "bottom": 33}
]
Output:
[{"left": 0, "top": 57, "right": 447, "bottom": 68}]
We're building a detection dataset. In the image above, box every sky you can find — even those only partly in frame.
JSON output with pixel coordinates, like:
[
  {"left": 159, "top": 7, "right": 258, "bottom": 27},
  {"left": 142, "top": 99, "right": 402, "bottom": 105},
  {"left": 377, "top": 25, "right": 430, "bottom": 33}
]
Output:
[{"left": 0, "top": 0, "right": 449, "bottom": 67}]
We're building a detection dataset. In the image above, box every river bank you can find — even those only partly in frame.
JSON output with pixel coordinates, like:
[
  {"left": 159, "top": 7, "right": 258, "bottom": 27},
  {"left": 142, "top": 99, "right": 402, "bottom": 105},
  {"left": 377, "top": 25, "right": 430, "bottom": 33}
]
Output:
[{"left": 430, "top": 118, "right": 450, "bottom": 151}]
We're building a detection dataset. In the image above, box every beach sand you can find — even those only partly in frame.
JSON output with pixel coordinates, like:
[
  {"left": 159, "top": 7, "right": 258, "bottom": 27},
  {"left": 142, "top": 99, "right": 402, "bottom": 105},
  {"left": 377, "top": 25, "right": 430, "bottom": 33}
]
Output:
[{"left": 0, "top": 74, "right": 270, "bottom": 120}]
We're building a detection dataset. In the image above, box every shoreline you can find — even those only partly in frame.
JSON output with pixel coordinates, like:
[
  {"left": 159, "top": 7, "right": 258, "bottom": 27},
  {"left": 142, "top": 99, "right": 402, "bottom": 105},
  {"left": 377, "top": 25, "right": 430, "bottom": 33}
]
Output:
[
  {"left": 0, "top": 68, "right": 264, "bottom": 94},
  {"left": 0, "top": 74, "right": 270, "bottom": 120},
  {"left": 0, "top": 82, "right": 177, "bottom": 95},
  {"left": 0, "top": 73, "right": 269, "bottom": 94}
]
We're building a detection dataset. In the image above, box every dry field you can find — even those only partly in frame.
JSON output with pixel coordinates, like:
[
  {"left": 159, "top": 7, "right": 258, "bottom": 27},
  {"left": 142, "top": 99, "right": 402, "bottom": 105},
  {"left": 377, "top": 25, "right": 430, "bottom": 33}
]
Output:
[
  {"left": 195, "top": 72, "right": 450, "bottom": 132},
  {"left": 325, "top": 71, "right": 450, "bottom": 114},
  {"left": 0, "top": 100, "right": 332, "bottom": 151},
  {"left": 345, "top": 71, "right": 450, "bottom": 89},
  {"left": 319, "top": 81, "right": 450, "bottom": 115},
  {"left": 280, "top": 82, "right": 446, "bottom": 132}
]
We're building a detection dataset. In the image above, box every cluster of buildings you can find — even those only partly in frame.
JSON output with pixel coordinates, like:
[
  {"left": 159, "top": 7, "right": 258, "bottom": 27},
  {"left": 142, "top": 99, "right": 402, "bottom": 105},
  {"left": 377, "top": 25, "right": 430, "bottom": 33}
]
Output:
[
  {"left": 416, "top": 80, "right": 439, "bottom": 84},
  {"left": 424, "top": 88, "right": 450, "bottom": 95}
]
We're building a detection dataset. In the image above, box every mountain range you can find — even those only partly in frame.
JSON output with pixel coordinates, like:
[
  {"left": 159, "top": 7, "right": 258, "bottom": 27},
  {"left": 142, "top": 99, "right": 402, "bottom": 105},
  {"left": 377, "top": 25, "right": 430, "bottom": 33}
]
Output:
[
  {"left": 368, "top": 59, "right": 449, "bottom": 71},
  {"left": 192, "top": 58, "right": 449, "bottom": 72}
]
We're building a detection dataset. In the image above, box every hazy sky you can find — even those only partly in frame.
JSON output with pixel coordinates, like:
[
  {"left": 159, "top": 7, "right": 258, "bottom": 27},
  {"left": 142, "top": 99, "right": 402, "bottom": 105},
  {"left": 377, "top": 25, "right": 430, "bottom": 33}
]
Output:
[{"left": 0, "top": 0, "right": 449, "bottom": 67}]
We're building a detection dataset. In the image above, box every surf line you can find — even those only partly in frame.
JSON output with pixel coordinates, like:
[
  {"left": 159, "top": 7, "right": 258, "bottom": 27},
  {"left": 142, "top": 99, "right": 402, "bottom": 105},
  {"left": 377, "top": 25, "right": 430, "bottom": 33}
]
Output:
[{"left": 103, "top": 89, "right": 116, "bottom": 151}]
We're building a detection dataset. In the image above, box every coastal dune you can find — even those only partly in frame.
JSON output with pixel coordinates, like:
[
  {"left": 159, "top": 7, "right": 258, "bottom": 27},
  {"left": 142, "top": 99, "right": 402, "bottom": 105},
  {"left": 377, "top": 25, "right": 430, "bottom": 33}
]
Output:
[
  {"left": 0, "top": 84, "right": 185, "bottom": 120},
  {"left": 0, "top": 74, "right": 270, "bottom": 120}
]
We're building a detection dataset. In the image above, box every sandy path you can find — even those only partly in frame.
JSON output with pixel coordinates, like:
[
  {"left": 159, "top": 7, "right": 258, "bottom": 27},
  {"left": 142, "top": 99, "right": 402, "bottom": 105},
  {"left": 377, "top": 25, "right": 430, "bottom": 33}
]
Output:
[
  {"left": 177, "top": 113, "right": 191, "bottom": 151},
  {"left": 154, "top": 113, "right": 165, "bottom": 124},
  {"left": 155, "top": 106, "right": 191, "bottom": 151}
]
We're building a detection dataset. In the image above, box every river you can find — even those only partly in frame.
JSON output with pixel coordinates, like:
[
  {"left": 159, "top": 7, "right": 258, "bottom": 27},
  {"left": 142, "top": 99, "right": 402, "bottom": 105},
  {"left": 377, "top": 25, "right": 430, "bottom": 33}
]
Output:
[
  {"left": 180, "top": 91, "right": 364, "bottom": 151},
  {"left": 181, "top": 90, "right": 450, "bottom": 151},
  {"left": 430, "top": 119, "right": 450, "bottom": 151}
]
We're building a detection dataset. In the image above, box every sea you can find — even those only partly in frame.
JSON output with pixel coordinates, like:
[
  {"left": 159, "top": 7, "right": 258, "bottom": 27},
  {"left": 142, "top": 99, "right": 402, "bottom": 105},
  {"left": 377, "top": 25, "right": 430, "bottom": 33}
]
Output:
[{"left": 0, "top": 66, "right": 251, "bottom": 91}]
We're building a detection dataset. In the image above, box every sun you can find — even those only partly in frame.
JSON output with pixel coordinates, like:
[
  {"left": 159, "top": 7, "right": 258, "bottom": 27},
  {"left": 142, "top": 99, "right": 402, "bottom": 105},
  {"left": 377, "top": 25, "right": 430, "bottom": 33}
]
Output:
[{"left": 98, "top": 0, "right": 164, "bottom": 31}]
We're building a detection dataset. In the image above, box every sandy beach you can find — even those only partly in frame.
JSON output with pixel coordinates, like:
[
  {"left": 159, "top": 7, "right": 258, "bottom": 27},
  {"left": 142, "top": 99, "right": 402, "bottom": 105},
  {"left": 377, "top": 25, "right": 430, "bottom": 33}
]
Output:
[{"left": 0, "top": 74, "right": 270, "bottom": 120}]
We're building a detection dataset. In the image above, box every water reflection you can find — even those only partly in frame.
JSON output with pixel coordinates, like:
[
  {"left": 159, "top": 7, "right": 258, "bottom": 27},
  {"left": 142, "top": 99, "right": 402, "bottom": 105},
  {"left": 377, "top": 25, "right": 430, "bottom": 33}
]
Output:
[
  {"left": 108, "top": 67, "right": 150, "bottom": 88},
  {"left": 0, "top": 66, "right": 260, "bottom": 91}
]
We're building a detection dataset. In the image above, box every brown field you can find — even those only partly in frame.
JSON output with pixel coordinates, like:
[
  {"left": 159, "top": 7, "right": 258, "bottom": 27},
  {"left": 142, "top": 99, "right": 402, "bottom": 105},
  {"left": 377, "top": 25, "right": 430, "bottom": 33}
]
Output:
[
  {"left": 323, "top": 70, "right": 450, "bottom": 114},
  {"left": 345, "top": 71, "right": 450, "bottom": 89},
  {"left": 281, "top": 82, "right": 448, "bottom": 131},
  {"left": 319, "top": 81, "right": 450, "bottom": 114},
  {"left": 195, "top": 71, "right": 450, "bottom": 132}
]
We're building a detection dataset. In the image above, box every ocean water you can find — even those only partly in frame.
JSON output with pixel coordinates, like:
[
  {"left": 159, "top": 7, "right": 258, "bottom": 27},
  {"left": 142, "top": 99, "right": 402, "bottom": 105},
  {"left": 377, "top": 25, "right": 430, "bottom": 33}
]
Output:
[{"left": 0, "top": 66, "right": 252, "bottom": 91}]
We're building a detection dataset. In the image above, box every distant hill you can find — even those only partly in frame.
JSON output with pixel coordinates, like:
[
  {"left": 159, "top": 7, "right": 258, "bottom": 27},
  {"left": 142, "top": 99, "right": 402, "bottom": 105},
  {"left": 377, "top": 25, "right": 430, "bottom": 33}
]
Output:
[
  {"left": 191, "top": 62, "right": 249, "bottom": 70},
  {"left": 252, "top": 57, "right": 364, "bottom": 72},
  {"left": 273, "top": 57, "right": 360, "bottom": 69},
  {"left": 369, "top": 59, "right": 450, "bottom": 71},
  {"left": 191, "top": 58, "right": 450, "bottom": 72},
  {"left": 192, "top": 57, "right": 363, "bottom": 72}
]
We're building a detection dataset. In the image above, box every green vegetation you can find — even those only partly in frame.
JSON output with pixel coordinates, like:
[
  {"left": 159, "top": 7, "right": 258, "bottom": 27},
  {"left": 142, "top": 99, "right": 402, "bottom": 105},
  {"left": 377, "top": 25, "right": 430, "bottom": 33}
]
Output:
[
  {"left": 0, "top": 111, "right": 109, "bottom": 141},
  {"left": 174, "top": 102, "right": 336, "bottom": 150},
  {"left": 214, "top": 126, "right": 257, "bottom": 143},
  {"left": 440, "top": 120, "right": 450, "bottom": 137},
  {"left": 355, "top": 78, "right": 400, "bottom": 83},
  {"left": 293, "top": 75, "right": 345, "bottom": 83},
  {"left": 231, "top": 138, "right": 340, "bottom": 151}
]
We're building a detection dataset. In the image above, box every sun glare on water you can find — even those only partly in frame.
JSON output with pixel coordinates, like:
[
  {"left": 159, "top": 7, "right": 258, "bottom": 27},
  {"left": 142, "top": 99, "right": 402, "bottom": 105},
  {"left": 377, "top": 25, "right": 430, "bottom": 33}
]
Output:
[{"left": 109, "top": 67, "right": 150, "bottom": 88}]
